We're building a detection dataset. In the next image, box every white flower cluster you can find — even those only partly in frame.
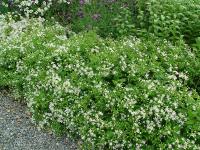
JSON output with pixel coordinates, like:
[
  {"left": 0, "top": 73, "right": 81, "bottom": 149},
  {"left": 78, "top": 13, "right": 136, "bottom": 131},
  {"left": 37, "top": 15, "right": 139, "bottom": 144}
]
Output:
[{"left": 1, "top": 0, "right": 72, "bottom": 18}]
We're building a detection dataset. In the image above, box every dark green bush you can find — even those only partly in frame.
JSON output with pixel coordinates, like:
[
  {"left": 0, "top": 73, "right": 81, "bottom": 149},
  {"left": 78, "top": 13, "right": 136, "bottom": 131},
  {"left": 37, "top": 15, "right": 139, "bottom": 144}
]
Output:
[
  {"left": 70, "top": 1, "right": 135, "bottom": 38},
  {"left": 187, "top": 37, "right": 200, "bottom": 93},
  {"left": 136, "top": 0, "right": 200, "bottom": 44}
]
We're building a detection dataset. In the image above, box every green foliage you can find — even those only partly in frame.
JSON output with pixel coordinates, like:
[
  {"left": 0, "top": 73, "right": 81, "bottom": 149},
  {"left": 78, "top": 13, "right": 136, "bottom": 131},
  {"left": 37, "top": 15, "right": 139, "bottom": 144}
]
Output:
[
  {"left": 136, "top": 0, "right": 200, "bottom": 44},
  {"left": 1, "top": 0, "right": 200, "bottom": 149},
  {"left": 101, "top": 6, "right": 135, "bottom": 38},
  {"left": 70, "top": 1, "right": 134, "bottom": 38},
  {"left": 1, "top": 18, "right": 200, "bottom": 149},
  {"left": 1, "top": 0, "right": 200, "bottom": 42},
  {"left": 187, "top": 37, "right": 200, "bottom": 94}
]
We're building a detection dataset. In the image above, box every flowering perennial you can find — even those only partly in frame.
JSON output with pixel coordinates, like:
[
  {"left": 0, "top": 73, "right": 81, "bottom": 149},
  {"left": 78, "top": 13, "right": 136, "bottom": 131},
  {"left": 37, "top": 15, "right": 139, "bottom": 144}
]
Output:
[{"left": 0, "top": 17, "right": 200, "bottom": 149}]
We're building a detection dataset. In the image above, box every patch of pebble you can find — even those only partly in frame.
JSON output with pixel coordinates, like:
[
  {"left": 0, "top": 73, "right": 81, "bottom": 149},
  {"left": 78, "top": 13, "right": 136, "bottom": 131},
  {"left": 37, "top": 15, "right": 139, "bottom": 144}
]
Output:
[{"left": 0, "top": 91, "right": 77, "bottom": 150}]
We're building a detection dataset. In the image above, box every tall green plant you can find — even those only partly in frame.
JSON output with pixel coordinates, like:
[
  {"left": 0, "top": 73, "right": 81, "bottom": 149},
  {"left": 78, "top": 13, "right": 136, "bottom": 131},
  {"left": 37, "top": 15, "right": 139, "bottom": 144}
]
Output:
[{"left": 136, "top": 0, "right": 200, "bottom": 44}]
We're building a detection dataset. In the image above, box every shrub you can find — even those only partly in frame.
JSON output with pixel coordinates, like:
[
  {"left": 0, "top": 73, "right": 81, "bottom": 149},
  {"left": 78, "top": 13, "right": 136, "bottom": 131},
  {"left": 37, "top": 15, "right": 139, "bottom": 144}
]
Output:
[
  {"left": 70, "top": 0, "right": 135, "bottom": 38},
  {"left": 136, "top": 0, "right": 200, "bottom": 44},
  {"left": 97, "top": 6, "right": 135, "bottom": 38},
  {"left": 0, "top": 0, "right": 72, "bottom": 21},
  {"left": 0, "top": 17, "right": 200, "bottom": 149},
  {"left": 2, "top": 0, "right": 200, "bottom": 41},
  {"left": 1, "top": 0, "right": 136, "bottom": 38},
  {"left": 187, "top": 37, "right": 200, "bottom": 94}
]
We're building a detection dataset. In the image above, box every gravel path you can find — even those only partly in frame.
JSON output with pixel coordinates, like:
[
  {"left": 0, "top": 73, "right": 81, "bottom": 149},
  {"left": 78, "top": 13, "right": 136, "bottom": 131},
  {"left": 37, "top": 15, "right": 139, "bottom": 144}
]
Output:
[{"left": 0, "top": 91, "right": 77, "bottom": 150}]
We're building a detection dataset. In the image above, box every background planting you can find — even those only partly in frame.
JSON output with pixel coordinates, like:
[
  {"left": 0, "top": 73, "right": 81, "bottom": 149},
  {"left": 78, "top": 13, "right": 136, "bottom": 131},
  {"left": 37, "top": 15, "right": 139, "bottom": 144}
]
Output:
[{"left": 136, "top": 0, "right": 200, "bottom": 44}]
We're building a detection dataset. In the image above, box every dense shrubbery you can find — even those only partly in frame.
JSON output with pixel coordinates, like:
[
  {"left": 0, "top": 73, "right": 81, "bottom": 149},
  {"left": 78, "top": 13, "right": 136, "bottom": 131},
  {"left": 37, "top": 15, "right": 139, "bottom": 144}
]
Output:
[
  {"left": 1, "top": 17, "right": 200, "bottom": 149},
  {"left": 0, "top": 0, "right": 71, "bottom": 20},
  {"left": 187, "top": 37, "right": 200, "bottom": 94},
  {"left": 136, "top": 0, "right": 200, "bottom": 44},
  {"left": 1, "top": 0, "right": 200, "bottom": 149},
  {"left": 1, "top": 0, "right": 200, "bottom": 42},
  {"left": 69, "top": 1, "right": 135, "bottom": 38},
  {"left": 0, "top": 0, "right": 134, "bottom": 38}
]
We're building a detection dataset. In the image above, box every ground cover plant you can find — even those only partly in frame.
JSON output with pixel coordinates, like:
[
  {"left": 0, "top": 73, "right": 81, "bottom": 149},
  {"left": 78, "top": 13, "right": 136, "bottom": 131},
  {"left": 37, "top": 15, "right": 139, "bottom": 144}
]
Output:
[
  {"left": 0, "top": 0, "right": 200, "bottom": 149},
  {"left": 1, "top": 16, "right": 200, "bottom": 149}
]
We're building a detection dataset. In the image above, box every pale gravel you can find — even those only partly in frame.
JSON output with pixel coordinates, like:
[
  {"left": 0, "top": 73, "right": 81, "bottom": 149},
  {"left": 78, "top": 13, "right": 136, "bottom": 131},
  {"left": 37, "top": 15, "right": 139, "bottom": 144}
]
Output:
[{"left": 0, "top": 91, "right": 77, "bottom": 150}]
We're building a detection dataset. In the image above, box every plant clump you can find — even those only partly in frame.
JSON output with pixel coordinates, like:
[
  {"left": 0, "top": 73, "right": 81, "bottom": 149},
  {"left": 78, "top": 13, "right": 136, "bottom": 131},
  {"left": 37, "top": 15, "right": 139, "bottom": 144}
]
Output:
[{"left": 0, "top": 17, "right": 200, "bottom": 149}]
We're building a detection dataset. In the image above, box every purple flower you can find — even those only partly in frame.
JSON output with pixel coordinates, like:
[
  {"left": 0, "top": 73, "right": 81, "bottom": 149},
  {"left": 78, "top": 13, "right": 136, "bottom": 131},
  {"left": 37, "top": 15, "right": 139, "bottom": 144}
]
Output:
[
  {"left": 92, "top": 13, "right": 101, "bottom": 21},
  {"left": 79, "top": 0, "right": 85, "bottom": 5}
]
